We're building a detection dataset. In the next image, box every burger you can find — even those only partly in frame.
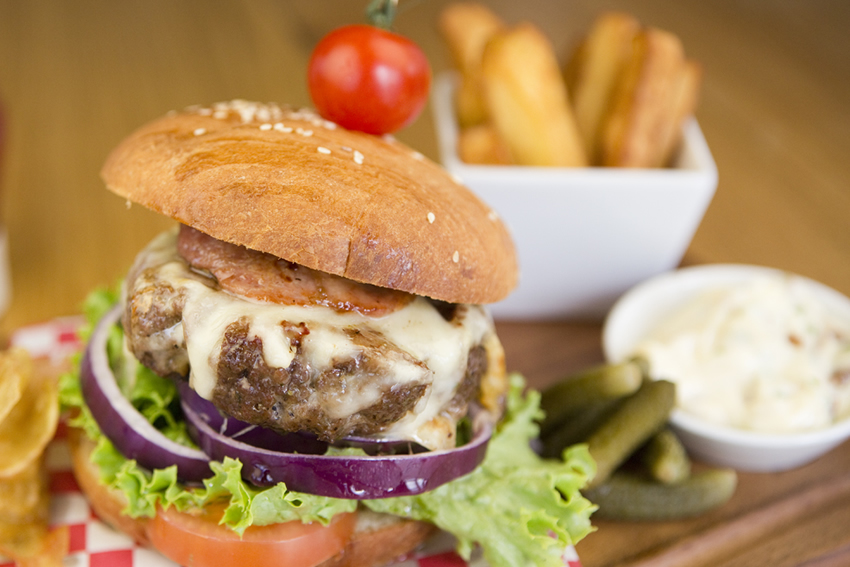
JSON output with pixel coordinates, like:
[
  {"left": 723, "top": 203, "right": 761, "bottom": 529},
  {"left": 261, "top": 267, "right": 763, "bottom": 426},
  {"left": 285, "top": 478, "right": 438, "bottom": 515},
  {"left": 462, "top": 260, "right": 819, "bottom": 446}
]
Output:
[{"left": 60, "top": 100, "right": 595, "bottom": 567}]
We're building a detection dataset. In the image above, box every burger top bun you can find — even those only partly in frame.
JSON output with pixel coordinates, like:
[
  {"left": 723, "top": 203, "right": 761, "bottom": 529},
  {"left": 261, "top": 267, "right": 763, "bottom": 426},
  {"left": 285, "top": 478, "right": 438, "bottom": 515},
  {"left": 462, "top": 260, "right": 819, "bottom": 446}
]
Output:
[{"left": 102, "top": 100, "right": 518, "bottom": 305}]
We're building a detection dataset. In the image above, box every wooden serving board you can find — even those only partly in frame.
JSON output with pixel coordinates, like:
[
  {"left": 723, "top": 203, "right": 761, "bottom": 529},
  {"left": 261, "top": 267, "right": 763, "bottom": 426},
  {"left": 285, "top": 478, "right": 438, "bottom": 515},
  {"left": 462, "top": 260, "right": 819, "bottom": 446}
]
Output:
[{"left": 496, "top": 320, "right": 850, "bottom": 567}]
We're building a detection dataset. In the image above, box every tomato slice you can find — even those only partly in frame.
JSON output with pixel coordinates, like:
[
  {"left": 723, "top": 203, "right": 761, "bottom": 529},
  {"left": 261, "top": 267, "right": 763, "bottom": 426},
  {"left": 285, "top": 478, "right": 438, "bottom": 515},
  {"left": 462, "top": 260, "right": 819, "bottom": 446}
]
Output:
[{"left": 147, "top": 503, "right": 356, "bottom": 567}]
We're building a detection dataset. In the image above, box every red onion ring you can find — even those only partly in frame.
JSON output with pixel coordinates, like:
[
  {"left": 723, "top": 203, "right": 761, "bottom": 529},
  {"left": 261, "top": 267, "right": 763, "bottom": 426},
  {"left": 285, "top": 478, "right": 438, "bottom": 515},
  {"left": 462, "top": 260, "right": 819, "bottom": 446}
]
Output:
[
  {"left": 80, "top": 306, "right": 212, "bottom": 482},
  {"left": 178, "top": 381, "right": 427, "bottom": 456},
  {"left": 182, "top": 394, "right": 494, "bottom": 499},
  {"left": 176, "top": 380, "right": 329, "bottom": 455}
]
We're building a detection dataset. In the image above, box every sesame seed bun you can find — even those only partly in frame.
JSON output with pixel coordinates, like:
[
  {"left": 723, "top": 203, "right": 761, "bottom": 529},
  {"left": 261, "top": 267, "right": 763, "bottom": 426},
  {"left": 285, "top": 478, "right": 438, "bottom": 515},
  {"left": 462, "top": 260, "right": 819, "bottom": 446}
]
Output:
[{"left": 101, "top": 100, "right": 518, "bottom": 305}]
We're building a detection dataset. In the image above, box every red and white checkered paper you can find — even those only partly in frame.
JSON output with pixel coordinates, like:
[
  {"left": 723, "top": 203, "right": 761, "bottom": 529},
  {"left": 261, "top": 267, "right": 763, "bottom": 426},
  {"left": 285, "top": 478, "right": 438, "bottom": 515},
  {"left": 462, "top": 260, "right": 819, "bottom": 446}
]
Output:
[{"left": 5, "top": 318, "right": 582, "bottom": 567}]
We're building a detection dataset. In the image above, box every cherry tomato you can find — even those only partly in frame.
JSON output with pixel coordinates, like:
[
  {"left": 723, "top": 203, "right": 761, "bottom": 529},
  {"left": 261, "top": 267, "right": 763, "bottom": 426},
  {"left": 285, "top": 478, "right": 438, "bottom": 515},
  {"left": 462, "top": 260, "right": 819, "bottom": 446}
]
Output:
[
  {"left": 308, "top": 24, "right": 431, "bottom": 135},
  {"left": 147, "top": 503, "right": 356, "bottom": 567}
]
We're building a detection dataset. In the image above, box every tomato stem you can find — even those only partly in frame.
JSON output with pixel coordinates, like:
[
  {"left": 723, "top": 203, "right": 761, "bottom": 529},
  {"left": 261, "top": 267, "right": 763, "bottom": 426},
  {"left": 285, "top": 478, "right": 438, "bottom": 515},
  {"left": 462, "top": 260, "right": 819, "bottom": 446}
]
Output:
[{"left": 365, "top": 0, "right": 398, "bottom": 29}]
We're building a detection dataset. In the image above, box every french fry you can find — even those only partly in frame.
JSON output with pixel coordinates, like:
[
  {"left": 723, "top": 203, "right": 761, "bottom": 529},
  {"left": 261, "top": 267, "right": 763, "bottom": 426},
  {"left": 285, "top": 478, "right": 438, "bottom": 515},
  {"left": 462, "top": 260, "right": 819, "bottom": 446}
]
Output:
[
  {"left": 600, "top": 28, "right": 687, "bottom": 168},
  {"left": 438, "top": 2, "right": 505, "bottom": 127},
  {"left": 655, "top": 59, "right": 703, "bottom": 166},
  {"left": 480, "top": 23, "right": 587, "bottom": 167},
  {"left": 452, "top": 75, "right": 489, "bottom": 129},
  {"left": 439, "top": 4, "right": 702, "bottom": 169},
  {"left": 564, "top": 12, "right": 640, "bottom": 165},
  {"left": 457, "top": 124, "right": 513, "bottom": 165}
]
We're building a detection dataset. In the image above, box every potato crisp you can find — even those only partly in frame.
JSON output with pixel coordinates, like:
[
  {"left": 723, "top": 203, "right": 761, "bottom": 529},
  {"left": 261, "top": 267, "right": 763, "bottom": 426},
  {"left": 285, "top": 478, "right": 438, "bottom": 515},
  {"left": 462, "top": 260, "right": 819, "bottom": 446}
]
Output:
[{"left": 0, "top": 349, "right": 66, "bottom": 566}]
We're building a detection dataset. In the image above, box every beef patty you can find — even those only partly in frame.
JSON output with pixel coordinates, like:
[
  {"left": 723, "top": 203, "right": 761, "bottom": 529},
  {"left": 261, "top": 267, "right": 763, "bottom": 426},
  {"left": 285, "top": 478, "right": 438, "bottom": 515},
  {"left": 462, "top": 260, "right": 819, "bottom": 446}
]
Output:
[{"left": 122, "top": 228, "right": 492, "bottom": 447}]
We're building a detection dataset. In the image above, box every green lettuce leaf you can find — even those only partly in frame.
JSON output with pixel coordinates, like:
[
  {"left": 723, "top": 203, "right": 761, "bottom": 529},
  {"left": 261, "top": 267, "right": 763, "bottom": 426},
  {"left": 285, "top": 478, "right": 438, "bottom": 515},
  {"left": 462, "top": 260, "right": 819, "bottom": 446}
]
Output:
[
  {"left": 364, "top": 374, "right": 597, "bottom": 567},
  {"left": 58, "top": 287, "right": 356, "bottom": 534},
  {"left": 59, "top": 289, "right": 596, "bottom": 564}
]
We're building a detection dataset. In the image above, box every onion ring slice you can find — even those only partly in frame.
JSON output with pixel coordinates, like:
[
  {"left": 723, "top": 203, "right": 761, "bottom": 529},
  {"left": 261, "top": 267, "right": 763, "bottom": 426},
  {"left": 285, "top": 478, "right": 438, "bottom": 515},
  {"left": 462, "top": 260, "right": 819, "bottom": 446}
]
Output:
[
  {"left": 178, "top": 382, "right": 428, "bottom": 456},
  {"left": 177, "top": 381, "right": 329, "bottom": 455},
  {"left": 182, "top": 396, "right": 494, "bottom": 499},
  {"left": 80, "top": 306, "right": 212, "bottom": 482}
]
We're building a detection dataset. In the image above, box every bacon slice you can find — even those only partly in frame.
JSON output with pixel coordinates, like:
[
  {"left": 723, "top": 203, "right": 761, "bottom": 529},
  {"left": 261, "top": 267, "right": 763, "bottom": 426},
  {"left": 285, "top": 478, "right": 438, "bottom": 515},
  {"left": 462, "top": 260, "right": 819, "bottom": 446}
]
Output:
[{"left": 176, "top": 225, "right": 413, "bottom": 317}]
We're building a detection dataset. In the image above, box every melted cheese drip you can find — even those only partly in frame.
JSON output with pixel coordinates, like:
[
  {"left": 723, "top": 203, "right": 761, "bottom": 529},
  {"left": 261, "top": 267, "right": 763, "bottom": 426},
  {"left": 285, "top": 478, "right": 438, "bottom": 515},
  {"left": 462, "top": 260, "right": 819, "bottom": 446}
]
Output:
[{"left": 129, "top": 230, "right": 496, "bottom": 449}]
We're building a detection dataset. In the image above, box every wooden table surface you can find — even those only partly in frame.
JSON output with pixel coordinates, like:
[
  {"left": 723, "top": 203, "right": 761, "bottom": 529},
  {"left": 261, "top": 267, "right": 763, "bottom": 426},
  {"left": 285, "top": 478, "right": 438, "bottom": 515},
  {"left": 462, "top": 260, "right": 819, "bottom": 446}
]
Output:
[{"left": 1, "top": 1, "right": 849, "bottom": 566}]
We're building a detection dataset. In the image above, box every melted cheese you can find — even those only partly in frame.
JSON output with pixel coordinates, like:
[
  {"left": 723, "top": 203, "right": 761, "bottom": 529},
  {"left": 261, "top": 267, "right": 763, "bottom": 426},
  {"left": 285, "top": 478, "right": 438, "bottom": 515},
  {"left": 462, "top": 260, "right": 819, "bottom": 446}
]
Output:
[{"left": 128, "top": 229, "right": 496, "bottom": 449}]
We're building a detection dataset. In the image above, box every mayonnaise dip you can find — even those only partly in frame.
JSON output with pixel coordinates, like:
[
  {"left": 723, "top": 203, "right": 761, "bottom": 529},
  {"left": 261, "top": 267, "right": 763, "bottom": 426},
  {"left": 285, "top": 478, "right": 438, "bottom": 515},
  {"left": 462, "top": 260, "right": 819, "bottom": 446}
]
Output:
[{"left": 632, "top": 275, "right": 850, "bottom": 433}]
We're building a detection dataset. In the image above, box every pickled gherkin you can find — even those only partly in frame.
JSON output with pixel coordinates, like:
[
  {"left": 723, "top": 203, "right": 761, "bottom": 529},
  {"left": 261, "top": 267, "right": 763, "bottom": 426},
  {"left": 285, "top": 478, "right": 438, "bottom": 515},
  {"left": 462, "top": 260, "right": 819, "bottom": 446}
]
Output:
[
  {"left": 640, "top": 427, "right": 691, "bottom": 484},
  {"left": 584, "top": 468, "right": 738, "bottom": 521},
  {"left": 585, "top": 379, "right": 675, "bottom": 488},
  {"left": 539, "top": 360, "right": 643, "bottom": 436},
  {"left": 538, "top": 360, "right": 734, "bottom": 521},
  {"left": 541, "top": 399, "right": 621, "bottom": 459}
]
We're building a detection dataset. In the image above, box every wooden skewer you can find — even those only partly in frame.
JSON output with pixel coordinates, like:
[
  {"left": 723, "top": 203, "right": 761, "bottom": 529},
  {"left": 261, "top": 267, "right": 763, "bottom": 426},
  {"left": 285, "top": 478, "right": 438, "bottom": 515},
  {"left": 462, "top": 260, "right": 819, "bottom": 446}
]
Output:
[{"left": 614, "top": 473, "right": 850, "bottom": 567}]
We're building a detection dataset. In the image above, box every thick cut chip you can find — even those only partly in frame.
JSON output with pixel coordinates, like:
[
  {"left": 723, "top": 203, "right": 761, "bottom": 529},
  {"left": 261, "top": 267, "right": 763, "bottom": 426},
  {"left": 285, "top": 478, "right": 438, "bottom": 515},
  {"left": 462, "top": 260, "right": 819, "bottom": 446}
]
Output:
[
  {"left": 439, "top": 2, "right": 505, "bottom": 127},
  {"left": 564, "top": 12, "right": 641, "bottom": 164},
  {"left": 654, "top": 59, "right": 702, "bottom": 166},
  {"left": 457, "top": 123, "right": 513, "bottom": 165},
  {"left": 481, "top": 23, "right": 588, "bottom": 166},
  {"left": 600, "top": 28, "right": 687, "bottom": 167}
]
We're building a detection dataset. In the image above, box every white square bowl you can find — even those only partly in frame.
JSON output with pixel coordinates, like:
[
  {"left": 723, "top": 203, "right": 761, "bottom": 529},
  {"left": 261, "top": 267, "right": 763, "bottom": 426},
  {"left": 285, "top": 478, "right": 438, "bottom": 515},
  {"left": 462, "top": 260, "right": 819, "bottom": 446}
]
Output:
[{"left": 432, "top": 73, "right": 718, "bottom": 320}]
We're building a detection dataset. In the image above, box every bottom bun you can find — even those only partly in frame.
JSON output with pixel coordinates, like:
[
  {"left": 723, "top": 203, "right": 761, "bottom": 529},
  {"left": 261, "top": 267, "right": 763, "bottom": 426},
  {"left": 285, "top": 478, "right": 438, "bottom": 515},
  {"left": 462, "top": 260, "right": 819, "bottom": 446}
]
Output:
[
  {"left": 329, "top": 511, "right": 436, "bottom": 567},
  {"left": 68, "top": 427, "right": 435, "bottom": 567}
]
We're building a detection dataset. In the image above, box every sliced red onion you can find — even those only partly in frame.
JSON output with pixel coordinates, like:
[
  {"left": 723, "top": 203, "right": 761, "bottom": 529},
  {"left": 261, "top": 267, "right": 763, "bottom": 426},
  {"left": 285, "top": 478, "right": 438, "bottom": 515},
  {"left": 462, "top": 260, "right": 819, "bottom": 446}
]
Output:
[
  {"left": 178, "top": 381, "right": 427, "bottom": 456},
  {"left": 182, "top": 395, "right": 494, "bottom": 499},
  {"left": 80, "top": 306, "right": 212, "bottom": 482},
  {"left": 176, "top": 380, "right": 328, "bottom": 455},
  {"left": 332, "top": 433, "right": 428, "bottom": 456}
]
